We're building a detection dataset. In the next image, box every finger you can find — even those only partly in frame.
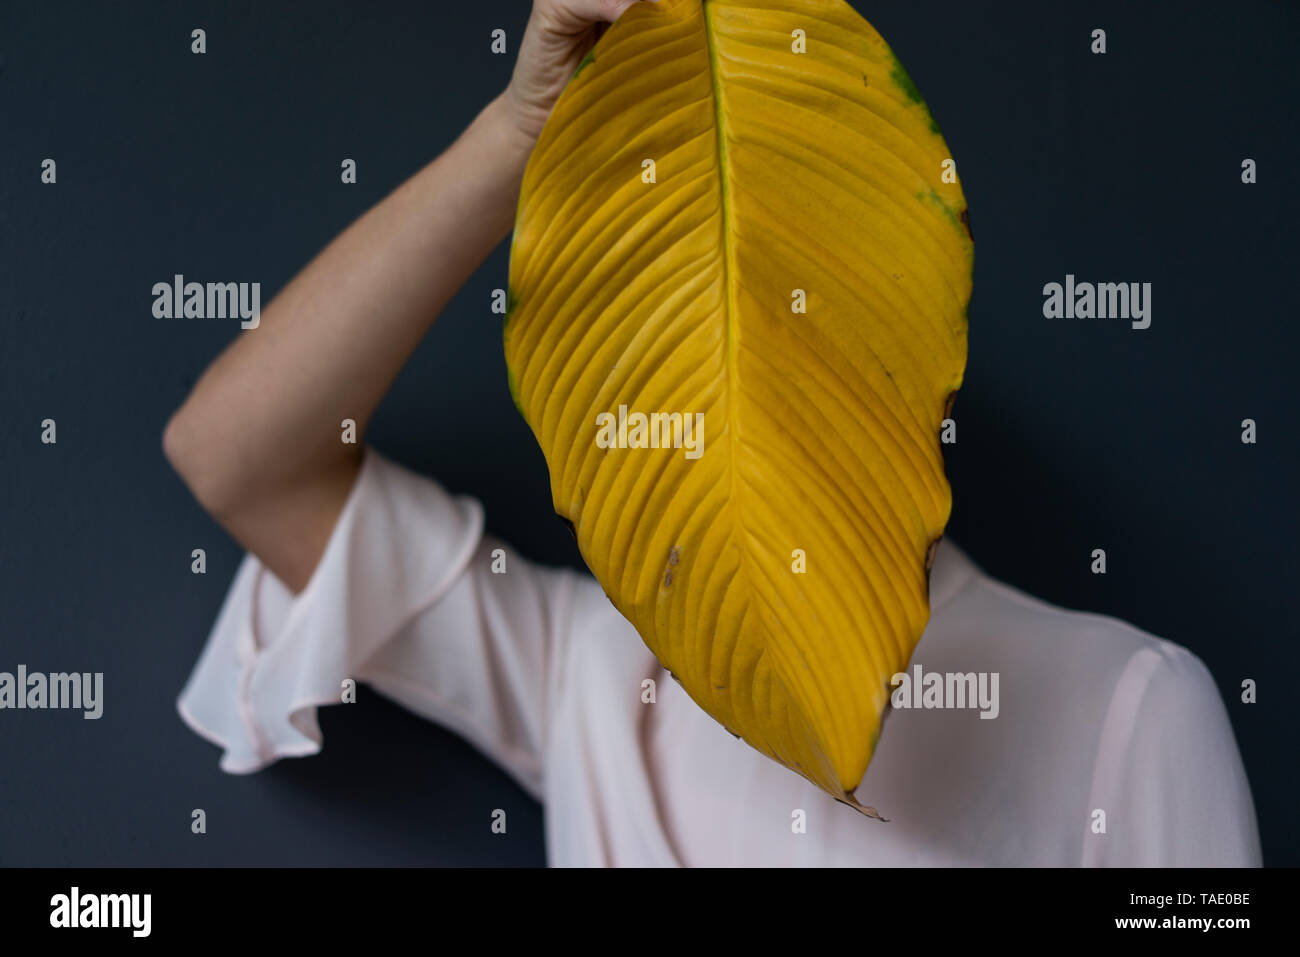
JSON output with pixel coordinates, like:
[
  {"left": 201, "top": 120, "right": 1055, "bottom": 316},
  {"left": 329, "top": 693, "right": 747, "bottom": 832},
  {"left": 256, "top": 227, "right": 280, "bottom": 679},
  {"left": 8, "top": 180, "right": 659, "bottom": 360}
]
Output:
[{"left": 551, "top": 0, "right": 657, "bottom": 29}]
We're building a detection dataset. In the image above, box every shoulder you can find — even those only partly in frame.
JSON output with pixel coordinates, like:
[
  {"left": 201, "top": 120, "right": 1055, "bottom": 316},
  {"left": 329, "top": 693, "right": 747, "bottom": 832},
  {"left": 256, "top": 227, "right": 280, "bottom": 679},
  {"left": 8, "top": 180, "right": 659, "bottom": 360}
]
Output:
[
  {"left": 930, "top": 540, "right": 1202, "bottom": 691},
  {"left": 921, "top": 541, "right": 1260, "bottom": 865}
]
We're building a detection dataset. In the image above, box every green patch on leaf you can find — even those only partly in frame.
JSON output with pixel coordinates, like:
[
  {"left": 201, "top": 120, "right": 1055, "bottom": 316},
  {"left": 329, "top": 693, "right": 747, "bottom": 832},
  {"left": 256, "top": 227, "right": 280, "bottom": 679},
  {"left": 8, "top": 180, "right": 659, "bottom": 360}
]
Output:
[
  {"left": 572, "top": 48, "right": 597, "bottom": 82},
  {"left": 919, "top": 187, "right": 960, "bottom": 230},
  {"left": 889, "top": 60, "right": 923, "bottom": 103},
  {"left": 503, "top": 289, "right": 524, "bottom": 415},
  {"left": 890, "top": 58, "right": 942, "bottom": 134},
  {"left": 506, "top": 361, "right": 524, "bottom": 416}
]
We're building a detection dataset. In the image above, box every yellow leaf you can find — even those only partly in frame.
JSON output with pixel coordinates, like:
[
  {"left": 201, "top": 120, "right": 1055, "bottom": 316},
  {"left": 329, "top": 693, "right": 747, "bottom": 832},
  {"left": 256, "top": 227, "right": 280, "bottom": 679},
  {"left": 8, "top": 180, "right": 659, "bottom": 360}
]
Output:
[{"left": 505, "top": 0, "right": 972, "bottom": 814}]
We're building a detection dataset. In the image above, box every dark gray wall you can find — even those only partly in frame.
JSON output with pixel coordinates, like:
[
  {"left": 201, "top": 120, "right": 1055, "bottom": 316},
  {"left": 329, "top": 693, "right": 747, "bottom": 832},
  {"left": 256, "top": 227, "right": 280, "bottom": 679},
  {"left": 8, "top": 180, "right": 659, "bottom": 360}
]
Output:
[{"left": 1, "top": 0, "right": 1296, "bottom": 865}]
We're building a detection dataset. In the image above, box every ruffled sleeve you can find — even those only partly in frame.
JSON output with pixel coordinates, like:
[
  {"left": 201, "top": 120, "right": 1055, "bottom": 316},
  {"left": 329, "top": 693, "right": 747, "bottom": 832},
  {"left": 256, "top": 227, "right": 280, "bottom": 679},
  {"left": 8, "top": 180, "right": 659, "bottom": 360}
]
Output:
[{"left": 176, "top": 444, "right": 577, "bottom": 799}]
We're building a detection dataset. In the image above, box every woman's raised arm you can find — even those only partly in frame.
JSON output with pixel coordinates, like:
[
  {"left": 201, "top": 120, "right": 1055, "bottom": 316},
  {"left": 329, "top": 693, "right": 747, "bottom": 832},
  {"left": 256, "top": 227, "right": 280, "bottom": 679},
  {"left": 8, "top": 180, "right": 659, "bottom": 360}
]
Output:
[{"left": 163, "top": 0, "right": 653, "bottom": 593}]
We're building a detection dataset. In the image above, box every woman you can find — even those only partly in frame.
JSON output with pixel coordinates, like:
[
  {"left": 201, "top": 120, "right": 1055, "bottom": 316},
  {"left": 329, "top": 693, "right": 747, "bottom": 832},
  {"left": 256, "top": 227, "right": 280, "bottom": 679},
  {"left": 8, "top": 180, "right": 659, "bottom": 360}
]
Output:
[{"left": 163, "top": 0, "right": 1260, "bottom": 866}]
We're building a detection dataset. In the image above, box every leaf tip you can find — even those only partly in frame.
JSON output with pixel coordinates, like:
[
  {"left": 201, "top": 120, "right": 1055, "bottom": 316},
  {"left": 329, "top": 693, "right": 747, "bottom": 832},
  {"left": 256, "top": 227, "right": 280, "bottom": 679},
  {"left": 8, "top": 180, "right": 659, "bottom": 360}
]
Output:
[{"left": 839, "top": 789, "right": 891, "bottom": 823}]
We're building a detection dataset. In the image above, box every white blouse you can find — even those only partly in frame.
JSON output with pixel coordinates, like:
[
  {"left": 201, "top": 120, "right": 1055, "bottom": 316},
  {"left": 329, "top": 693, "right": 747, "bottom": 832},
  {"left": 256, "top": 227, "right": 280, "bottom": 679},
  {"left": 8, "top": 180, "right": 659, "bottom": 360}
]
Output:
[{"left": 176, "top": 445, "right": 1262, "bottom": 866}]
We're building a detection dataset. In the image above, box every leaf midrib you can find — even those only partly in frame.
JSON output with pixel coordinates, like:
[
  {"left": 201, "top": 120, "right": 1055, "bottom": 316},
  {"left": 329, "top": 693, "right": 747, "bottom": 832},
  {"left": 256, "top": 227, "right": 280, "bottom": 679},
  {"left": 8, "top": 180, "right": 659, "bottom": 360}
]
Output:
[{"left": 702, "top": 0, "right": 742, "bottom": 542}]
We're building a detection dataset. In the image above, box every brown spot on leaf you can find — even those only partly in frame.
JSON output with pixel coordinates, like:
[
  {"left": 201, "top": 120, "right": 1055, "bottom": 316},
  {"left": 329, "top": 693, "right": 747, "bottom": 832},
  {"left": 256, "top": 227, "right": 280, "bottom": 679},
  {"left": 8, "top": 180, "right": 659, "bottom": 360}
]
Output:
[
  {"left": 664, "top": 545, "right": 682, "bottom": 587},
  {"left": 959, "top": 207, "right": 973, "bottom": 240},
  {"left": 944, "top": 389, "right": 958, "bottom": 420}
]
